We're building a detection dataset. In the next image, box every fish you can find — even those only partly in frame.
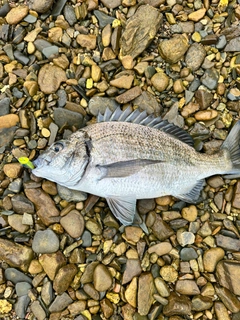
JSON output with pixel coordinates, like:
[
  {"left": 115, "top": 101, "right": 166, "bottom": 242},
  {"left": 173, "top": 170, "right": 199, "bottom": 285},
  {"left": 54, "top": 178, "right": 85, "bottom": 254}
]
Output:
[{"left": 32, "top": 107, "right": 240, "bottom": 231}]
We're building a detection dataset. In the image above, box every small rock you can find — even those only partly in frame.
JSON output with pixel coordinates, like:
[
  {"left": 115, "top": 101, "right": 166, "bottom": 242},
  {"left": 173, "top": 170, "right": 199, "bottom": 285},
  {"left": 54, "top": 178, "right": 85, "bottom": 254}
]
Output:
[
  {"left": 192, "top": 295, "right": 213, "bottom": 311},
  {"left": 100, "top": 298, "right": 114, "bottom": 318},
  {"left": 38, "top": 64, "right": 67, "bottom": 94},
  {"left": 68, "top": 300, "right": 87, "bottom": 317},
  {"left": 53, "top": 264, "right": 78, "bottom": 295},
  {"left": 176, "top": 280, "right": 200, "bottom": 295},
  {"left": 159, "top": 35, "right": 189, "bottom": 64},
  {"left": 60, "top": 210, "right": 85, "bottom": 238},
  {"left": 6, "top": 5, "right": 28, "bottom": 24},
  {"left": 151, "top": 214, "right": 175, "bottom": 241},
  {"left": 124, "top": 226, "right": 143, "bottom": 243},
  {"left": 195, "top": 89, "right": 213, "bottom": 110},
  {"left": 160, "top": 265, "right": 178, "bottom": 282},
  {"left": 203, "top": 247, "right": 225, "bottom": 272},
  {"left": 0, "top": 97, "right": 10, "bottom": 116},
  {"left": 177, "top": 230, "right": 195, "bottom": 246},
  {"left": 93, "top": 264, "right": 113, "bottom": 291},
  {"left": 3, "top": 163, "right": 22, "bottom": 179},
  {"left": 215, "top": 302, "right": 232, "bottom": 320},
  {"left": 148, "top": 242, "right": 172, "bottom": 256},
  {"left": 41, "top": 281, "right": 54, "bottom": 306},
  {"left": 138, "top": 272, "right": 155, "bottom": 316},
  {"left": 31, "top": 300, "right": 46, "bottom": 320},
  {"left": 0, "top": 299, "right": 12, "bottom": 314},
  {"left": 83, "top": 283, "right": 99, "bottom": 300},
  {"left": 29, "top": 0, "right": 54, "bottom": 13},
  {"left": 180, "top": 247, "right": 198, "bottom": 261},
  {"left": 110, "top": 75, "right": 134, "bottom": 89},
  {"left": 181, "top": 205, "right": 198, "bottom": 222},
  {"left": 224, "top": 37, "right": 240, "bottom": 52},
  {"left": 201, "top": 68, "right": 219, "bottom": 90},
  {"left": 88, "top": 96, "right": 119, "bottom": 116},
  {"left": 5, "top": 268, "right": 32, "bottom": 284},
  {"left": 39, "top": 251, "right": 66, "bottom": 280},
  {"left": 0, "top": 240, "right": 33, "bottom": 272},
  {"left": 194, "top": 110, "right": 218, "bottom": 121},
  {"left": 151, "top": 72, "right": 169, "bottom": 92},
  {"left": 154, "top": 277, "right": 170, "bottom": 297},
  {"left": 15, "top": 295, "right": 30, "bottom": 319},
  {"left": 215, "top": 284, "right": 240, "bottom": 313},
  {"left": 53, "top": 108, "right": 84, "bottom": 130},
  {"left": 76, "top": 34, "right": 96, "bottom": 50},
  {"left": 85, "top": 218, "right": 102, "bottom": 235},
  {"left": 32, "top": 229, "right": 59, "bottom": 254},
  {"left": 115, "top": 86, "right": 142, "bottom": 104},
  {"left": 188, "top": 8, "right": 206, "bottom": 21},
  {"left": 216, "top": 260, "right": 240, "bottom": 295},
  {"left": 133, "top": 91, "right": 161, "bottom": 115},
  {"left": 49, "top": 292, "right": 73, "bottom": 313},
  {"left": 8, "top": 214, "right": 29, "bottom": 233},
  {"left": 122, "top": 259, "right": 142, "bottom": 284},
  {"left": 216, "top": 234, "right": 240, "bottom": 251},
  {"left": 163, "top": 292, "right": 191, "bottom": 316},
  {"left": 0, "top": 114, "right": 19, "bottom": 129}
]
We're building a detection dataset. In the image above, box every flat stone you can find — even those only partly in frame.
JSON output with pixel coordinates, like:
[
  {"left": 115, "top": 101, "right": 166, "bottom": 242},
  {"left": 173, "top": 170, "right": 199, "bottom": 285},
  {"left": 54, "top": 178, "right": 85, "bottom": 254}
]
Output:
[
  {"left": 125, "top": 277, "right": 137, "bottom": 308},
  {"left": 216, "top": 234, "right": 240, "bottom": 251},
  {"left": 6, "top": 5, "right": 28, "bottom": 24},
  {"left": 32, "top": 229, "right": 59, "bottom": 254},
  {"left": 0, "top": 240, "right": 33, "bottom": 272},
  {"left": 216, "top": 260, "right": 240, "bottom": 295},
  {"left": 76, "top": 34, "right": 96, "bottom": 50},
  {"left": 133, "top": 91, "right": 161, "bottom": 115},
  {"left": 154, "top": 277, "right": 170, "bottom": 297},
  {"left": 159, "top": 34, "right": 189, "bottom": 64},
  {"left": 0, "top": 97, "right": 10, "bottom": 116},
  {"left": 5, "top": 268, "right": 32, "bottom": 284},
  {"left": 93, "top": 264, "right": 113, "bottom": 291},
  {"left": 85, "top": 218, "right": 102, "bottom": 235},
  {"left": 120, "top": 5, "right": 163, "bottom": 59},
  {"left": 80, "top": 261, "right": 99, "bottom": 284},
  {"left": 232, "top": 180, "right": 240, "bottom": 209},
  {"left": 38, "top": 64, "right": 67, "bottom": 94},
  {"left": 175, "top": 280, "right": 200, "bottom": 295},
  {"left": 115, "top": 86, "right": 142, "bottom": 104},
  {"left": 83, "top": 283, "right": 100, "bottom": 300},
  {"left": 53, "top": 264, "right": 78, "bottom": 295},
  {"left": 31, "top": 301, "right": 46, "bottom": 320},
  {"left": 8, "top": 214, "right": 29, "bottom": 233},
  {"left": 122, "top": 259, "right": 142, "bottom": 285},
  {"left": 25, "top": 188, "right": 60, "bottom": 226},
  {"left": 124, "top": 226, "right": 143, "bottom": 243},
  {"left": 0, "top": 127, "right": 17, "bottom": 147},
  {"left": 201, "top": 68, "right": 219, "bottom": 90},
  {"left": 53, "top": 108, "right": 84, "bottom": 129},
  {"left": 195, "top": 89, "right": 213, "bottom": 110},
  {"left": 148, "top": 242, "right": 172, "bottom": 256},
  {"left": 39, "top": 251, "right": 66, "bottom": 280},
  {"left": 0, "top": 114, "right": 19, "bottom": 129},
  {"left": 49, "top": 293, "right": 73, "bottom": 313},
  {"left": 60, "top": 210, "right": 85, "bottom": 238},
  {"left": 151, "top": 214, "right": 174, "bottom": 241},
  {"left": 224, "top": 37, "right": 240, "bottom": 52},
  {"left": 181, "top": 205, "right": 198, "bottom": 222},
  {"left": 203, "top": 247, "right": 225, "bottom": 272},
  {"left": 110, "top": 75, "right": 134, "bottom": 89},
  {"left": 160, "top": 265, "right": 178, "bottom": 283},
  {"left": 100, "top": 298, "right": 114, "bottom": 318},
  {"left": 185, "top": 43, "right": 206, "bottom": 72},
  {"left": 195, "top": 110, "right": 218, "bottom": 121},
  {"left": 29, "top": 0, "right": 54, "bottom": 13},
  {"left": 15, "top": 282, "right": 32, "bottom": 297},
  {"left": 138, "top": 272, "right": 155, "bottom": 316},
  {"left": 192, "top": 295, "right": 213, "bottom": 311},
  {"left": 180, "top": 247, "right": 198, "bottom": 261},
  {"left": 215, "top": 284, "right": 240, "bottom": 313},
  {"left": 163, "top": 292, "right": 191, "bottom": 316},
  {"left": 215, "top": 301, "right": 232, "bottom": 320},
  {"left": 188, "top": 8, "right": 206, "bottom": 21},
  {"left": 41, "top": 281, "right": 54, "bottom": 306},
  {"left": 15, "top": 295, "right": 30, "bottom": 319},
  {"left": 138, "top": 198, "right": 155, "bottom": 214},
  {"left": 68, "top": 300, "right": 87, "bottom": 317}
]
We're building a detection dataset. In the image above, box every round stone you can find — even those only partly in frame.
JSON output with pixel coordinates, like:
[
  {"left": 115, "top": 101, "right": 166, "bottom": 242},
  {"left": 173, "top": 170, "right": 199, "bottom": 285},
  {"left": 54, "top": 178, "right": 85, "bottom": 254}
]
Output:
[
  {"left": 151, "top": 72, "right": 169, "bottom": 92},
  {"left": 203, "top": 247, "right": 225, "bottom": 272},
  {"left": 32, "top": 229, "right": 59, "bottom": 254},
  {"left": 38, "top": 64, "right": 67, "bottom": 94},
  {"left": 60, "top": 210, "right": 85, "bottom": 238},
  {"left": 93, "top": 264, "right": 113, "bottom": 291},
  {"left": 182, "top": 205, "right": 198, "bottom": 222},
  {"left": 160, "top": 265, "right": 178, "bottom": 283}
]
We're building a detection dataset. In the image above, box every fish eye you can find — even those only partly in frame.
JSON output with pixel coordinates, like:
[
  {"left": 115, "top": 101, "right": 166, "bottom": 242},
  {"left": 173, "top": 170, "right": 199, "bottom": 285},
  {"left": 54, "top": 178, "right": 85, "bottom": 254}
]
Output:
[{"left": 53, "top": 142, "right": 64, "bottom": 153}]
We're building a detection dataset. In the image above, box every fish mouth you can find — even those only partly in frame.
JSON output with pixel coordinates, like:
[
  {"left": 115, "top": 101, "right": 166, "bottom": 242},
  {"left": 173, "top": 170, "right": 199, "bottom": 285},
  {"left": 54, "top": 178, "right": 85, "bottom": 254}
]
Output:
[{"left": 33, "top": 157, "right": 50, "bottom": 168}]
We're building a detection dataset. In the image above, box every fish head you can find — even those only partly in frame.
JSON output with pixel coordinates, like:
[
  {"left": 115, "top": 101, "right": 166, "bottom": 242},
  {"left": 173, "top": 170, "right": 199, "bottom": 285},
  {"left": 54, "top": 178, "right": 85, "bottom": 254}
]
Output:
[{"left": 32, "top": 131, "right": 89, "bottom": 187}]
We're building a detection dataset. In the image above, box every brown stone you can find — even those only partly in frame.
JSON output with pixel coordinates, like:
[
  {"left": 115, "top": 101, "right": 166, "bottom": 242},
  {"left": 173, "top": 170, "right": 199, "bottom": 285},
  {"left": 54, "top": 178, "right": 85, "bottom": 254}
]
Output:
[
  {"left": 148, "top": 242, "right": 172, "bottom": 256},
  {"left": 53, "top": 264, "right": 78, "bottom": 294},
  {"left": 110, "top": 75, "right": 134, "bottom": 89},
  {"left": 215, "top": 284, "right": 240, "bottom": 313},
  {"left": 115, "top": 86, "right": 142, "bottom": 104},
  {"left": 76, "top": 34, "right": 96, "bottom": 50},
  {"left": 138, "top": 272, "right": 155, "bottom": 316},
  {"left": 0, "top": 239, "right": 33, "bottom": 272},
  {"left": 122, "top": 259, "right": 142, "bottom": 285},
  {"left": 188, "top": 8, "right": 206, "bottom": 22},
  {"left": 151, "top": 72, "right": 169, "bottom": 92},
  {"left": 3, "top": 163, "right": 22, "bottom": 179},
  {"left": 216, "top": 260, "right": 240, "bottom": 295},
  {"left": 159, "top": 35, "right": 189, "bottom": 64},
  {"left": 38, "top": 64, "right": 67, "bottom": 94},
  {"left": 194, "top": 110, "right": 218, "bottom": 121},
  {"left": 93, "top": 264, "right": 112, "bottom": 291},
  {"left": 60, "top": 210, "right": 85, "bottom": 238},
  {"left": 68, "top": 301, "right": 86, "bottom": 317},
  {"left": 195, "top": 89, "right": 213, "bottom": 110},
  {"left": 6, "top": 5, "right": 28, "bottom": 24},
  {"left": 151, "top": 214, "right": 175, "bottom": 241},
  {"left": 175, "top": 280, "right": 200, "bottom": 295},
  {"left": 25, "top": 188, "right": 60, "bottom": 226},
  {"left": 203, "top": 247, "right": 225, "bottom": 272},
  {"left": 39, "top": 251, "right": 66, "bottom": 280},
  {"left": 120, "top": 5, "right": 163, "bottom": 59},
  {"left": 163, "top": 292, "right": 191, "bottom": 316},
  {"left": 0, "top": 114, "right": 19, "bottom": 129},
  {"left": 100, "top": 298, "right": 114, "bottom": 318}
]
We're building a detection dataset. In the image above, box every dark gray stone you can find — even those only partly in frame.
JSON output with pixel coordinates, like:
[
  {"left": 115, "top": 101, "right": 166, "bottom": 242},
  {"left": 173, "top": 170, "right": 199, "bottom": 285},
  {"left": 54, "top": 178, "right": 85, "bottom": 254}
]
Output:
[
  {"left": 0, "top": 97, "right": 10, "bottom": 116},
  {"left": 5, "top": 268, "right": 32, "bottom": 284}
]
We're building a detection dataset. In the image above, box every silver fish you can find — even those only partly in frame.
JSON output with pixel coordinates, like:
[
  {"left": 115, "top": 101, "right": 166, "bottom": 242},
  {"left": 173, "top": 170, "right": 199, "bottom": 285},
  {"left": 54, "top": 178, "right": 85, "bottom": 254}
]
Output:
[{"left": 33, "top": 107, "right": 240, "bottom": 229}]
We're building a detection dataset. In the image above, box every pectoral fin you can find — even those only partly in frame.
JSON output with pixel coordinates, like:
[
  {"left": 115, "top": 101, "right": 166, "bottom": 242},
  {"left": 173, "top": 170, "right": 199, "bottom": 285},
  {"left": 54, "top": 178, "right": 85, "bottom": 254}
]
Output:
[
  {"left": 97, "top": 159, "right": 162, "bottom": 179},
  {"left": 106, "top": 196, "right": 136, "bottom": 226}
]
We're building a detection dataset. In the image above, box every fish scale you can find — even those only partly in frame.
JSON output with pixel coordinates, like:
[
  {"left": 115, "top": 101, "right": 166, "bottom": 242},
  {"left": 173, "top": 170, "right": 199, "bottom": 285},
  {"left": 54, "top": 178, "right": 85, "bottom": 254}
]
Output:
[{"left": 33, "top": 107, "right": 240, "bottom": 231}]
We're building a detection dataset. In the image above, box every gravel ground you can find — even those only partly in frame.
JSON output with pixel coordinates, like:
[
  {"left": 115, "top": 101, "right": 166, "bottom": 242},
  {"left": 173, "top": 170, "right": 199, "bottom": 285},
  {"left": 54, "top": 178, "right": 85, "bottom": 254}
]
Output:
[{"left": 0, "top": 0, "right": 240, "bottom": 319}]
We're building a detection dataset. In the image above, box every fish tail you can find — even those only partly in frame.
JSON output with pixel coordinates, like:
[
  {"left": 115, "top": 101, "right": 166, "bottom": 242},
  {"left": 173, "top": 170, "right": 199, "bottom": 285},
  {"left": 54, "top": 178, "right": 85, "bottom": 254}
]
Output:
[{"left": 221, "top": 120, "right": 240, "bottom": 178}]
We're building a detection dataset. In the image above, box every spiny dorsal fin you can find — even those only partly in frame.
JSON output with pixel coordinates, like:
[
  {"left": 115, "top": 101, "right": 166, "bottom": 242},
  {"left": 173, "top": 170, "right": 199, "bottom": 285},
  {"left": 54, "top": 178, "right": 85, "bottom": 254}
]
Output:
[{"left": 97, "top": 107, "right": 194, "bottom": 147}]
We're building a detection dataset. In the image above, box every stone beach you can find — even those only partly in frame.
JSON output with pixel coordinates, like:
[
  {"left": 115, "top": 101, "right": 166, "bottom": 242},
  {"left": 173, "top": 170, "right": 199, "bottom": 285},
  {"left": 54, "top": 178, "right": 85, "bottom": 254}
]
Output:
[{"left": 0, "top": 0, "right": 239, "bottom": 319}]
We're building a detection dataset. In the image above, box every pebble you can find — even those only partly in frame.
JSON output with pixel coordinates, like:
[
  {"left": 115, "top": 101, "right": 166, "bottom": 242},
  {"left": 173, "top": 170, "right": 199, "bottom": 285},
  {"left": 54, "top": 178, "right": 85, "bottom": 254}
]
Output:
[
  {"left": 120, "top": 5, "right": 163, "bottom": 59},
  {"left": 0, "top": 299, "right": 12, "bottom": 314},
  {"left": 203, "top": 247, "right": 225, "bottom": 272},
  {"left": 110, "top": 75, "right": 134, "bottom": 89},
  {"left": 192, "top": 295, "right": 213, "bottom": 311},
  {"left": 3, "top": 163, "right": 22, "bottom": 179},
  {"left": 195, "top": 110, "right": 218, "bottom": 121},
  {"left": 151, "top": 72, "right": 169, "bottom": 92},
  {"left": 181, "top": 205, "right": 198, "bottom": 222},
  {"left": 124, "top": 226, "right": 143, "bottom": 243},
  {"left": 41, "top": 281, "right": 54, "bottom": 306},
  {"left": 180, "top": 247, "right": 198, "bottom": 261},
  {"left": 216, "top": 260, "right": 240, "bottom": 295},
  {"left": 53, "top": 264, "right": 78, "bottom": 294},
  {"left": 122, "top": 259, "right": 142, "bottom": 284},
  {"left": 201, "top": 68, "right": 219, "bottom": 90},
  {"left": 49, "top": 292, "right": 73, "bottom": 313},
  {"left": 148, "top": 242, "right": 172, "bottom": 256},
  {"left": 115, "top": 86, "right": 142, "bottom": 104},
  {"left": 29, "top": 0, "right": 54, "bottom": 13},
  {"left": 5, "top": 5, "right": 28, "bottom": 24},
  {"left": 93, "top": 264, "right": 113, "bottom": 291},
  {"left": 76, "top": 34, "right": 97, "bottom": 50},
  {"left": 133, "top": 91, "right": 161, "bottom": 115},
  {"left": 215, "top": 284, "right": 240, "bottom": 313},
  {"left": 0, "top": 114, "right": 19, "bottom": 129},
  {"left": 176, "top": 280, "right": 200, "bottom": 295},
  {"left": 185, "top": 43, "right": 206, "bottom": 71},
  {"left": 151, "top": 214, "right": 175, "bottom": 241},
  {"left": 38, "top": 64, "right": 67, "bottom": 94},
  {"left": 32, "top": 229, "right": 60, "bottom": 254},
  {"left": 159, "top": 35, "right": 189, "bottom": 63},
  {"left": 85, "top": 218, "right": 102, "bottom": 235},
  {"left": 177, "top": 230, "right": 195, "bottom": 246},
  {"left": 39, "top": 251, "right": 66, "bottom": 280},
  {"left": 5, "top": 268, "right": 32, "bottom": 284},
  {"left": 53, "top": 108, "right": 84, "bottom": 130},
  {"left": 154, "top": 277, "right": 170, "bottom": 297},
  {"left": 15, "top": 295, "right": 30, "bottom": 319},
  {"left": 60, "top": 210, "right": 85, "bottom": 238},
  {"left": 188, "top": 8, "right": 206, "bottom": 21},
  {"left": 138, "top": 272, "right": 155, "bottom": 316},
  {"left": 16, "top": 282, "right": 32, "bottom": 297},
  {"left": 195, "top": 89, "right": 213, "bottom": 110},
  {"left": 0, "top": 97, "right": 10, "bottom": 116},
  {"left": 31, "top": 300, "right": 46, "bottom": 320},
  {"left": 0, "top": 240, "right": 33, "bottom": 272},
  {"left": 163, "top": 292, "right": 191, "bottom": 316},
  {"left": 8, "top": 214, "right": 29, "bottom": 233},
  {"left": 160, "top": 265, "right": 178, "bottom": 282}
]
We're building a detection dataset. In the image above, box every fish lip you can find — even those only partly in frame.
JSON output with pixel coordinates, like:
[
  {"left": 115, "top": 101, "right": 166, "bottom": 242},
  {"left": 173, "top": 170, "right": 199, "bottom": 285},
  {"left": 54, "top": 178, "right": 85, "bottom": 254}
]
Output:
[{"left": 33, "top": 157, "right": 50, "bottom": 168}]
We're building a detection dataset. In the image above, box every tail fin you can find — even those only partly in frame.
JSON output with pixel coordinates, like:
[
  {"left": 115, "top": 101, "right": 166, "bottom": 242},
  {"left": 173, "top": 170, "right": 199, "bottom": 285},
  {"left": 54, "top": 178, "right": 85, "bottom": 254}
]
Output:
[{"left": 221, "top": 120, "right": 240, "bottom": 178}]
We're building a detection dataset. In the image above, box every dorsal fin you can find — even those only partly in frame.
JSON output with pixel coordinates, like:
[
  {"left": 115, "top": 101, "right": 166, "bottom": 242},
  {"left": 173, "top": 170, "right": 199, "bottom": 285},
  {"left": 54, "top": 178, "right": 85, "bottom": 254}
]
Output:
[{"left": 97, "top": 107, "right": 194, "bottom": 147}]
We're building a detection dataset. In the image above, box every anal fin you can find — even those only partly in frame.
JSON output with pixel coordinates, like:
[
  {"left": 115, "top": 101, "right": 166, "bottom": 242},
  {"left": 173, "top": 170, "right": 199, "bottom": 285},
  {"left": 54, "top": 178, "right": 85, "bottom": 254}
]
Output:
[
  {"left": 176, "top": 179, "right": 205, "bottom": 203},
  {"left": 106, "top": 196, "right": 136, "bottom": 226}
]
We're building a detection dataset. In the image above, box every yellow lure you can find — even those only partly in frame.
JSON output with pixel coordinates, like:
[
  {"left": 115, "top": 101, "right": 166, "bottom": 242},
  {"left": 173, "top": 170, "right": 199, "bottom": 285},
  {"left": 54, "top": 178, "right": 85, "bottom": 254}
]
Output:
[{"left": 18, "top": 157, "right": 35, "bottom": 169}]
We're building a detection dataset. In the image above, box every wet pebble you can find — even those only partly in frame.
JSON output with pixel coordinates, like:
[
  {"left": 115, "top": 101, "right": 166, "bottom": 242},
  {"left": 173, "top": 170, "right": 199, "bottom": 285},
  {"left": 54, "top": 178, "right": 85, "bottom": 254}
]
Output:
[
  {"left": 60, "top": 210, "right": 85, "bottom": 238},
  {"left": 32, "top": 229, "right": 60, "bottom": 254}
]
